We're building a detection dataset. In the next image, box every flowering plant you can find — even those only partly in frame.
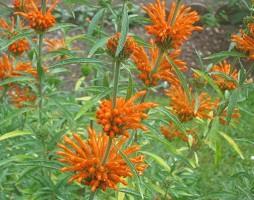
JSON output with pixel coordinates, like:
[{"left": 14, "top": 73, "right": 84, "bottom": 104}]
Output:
[{"left": 0, "top": 0, "right": 254, "bottom": 199}]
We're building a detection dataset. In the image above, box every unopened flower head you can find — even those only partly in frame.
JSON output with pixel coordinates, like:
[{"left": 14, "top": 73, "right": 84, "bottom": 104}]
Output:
[
  {"left": 57, "top": 128, "right": 147, "bottom": 191},
  {"left": 96, "top": 91, "right": 157, "bottom": 137}
]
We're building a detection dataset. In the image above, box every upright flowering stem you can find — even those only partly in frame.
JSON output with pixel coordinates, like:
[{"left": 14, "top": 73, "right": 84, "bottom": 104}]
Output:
[{"left": 89, "top": 59, "right": 121, "bottom": 200}]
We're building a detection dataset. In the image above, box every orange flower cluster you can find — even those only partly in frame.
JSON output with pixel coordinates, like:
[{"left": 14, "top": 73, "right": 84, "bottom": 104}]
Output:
[
  {"left": 8, "top": 39, "right": 30, "bottom": 56},
  {"left": 57, "top": 128, "right": 147, "bottom": 191},
  {"left": 16, "top": 0, "right": 58, "bottom": 32},
  {"left": 107, "top": 33, "right": 136, "bottom": 59},
  {"left": 210, "top": 61, "right": 238, "bottom": 91},
  {"left": 96, "top": 91, "right": 157, "bottom": 137},
  {"left": 0, "top": 18, "right": 30, "bottom": 55},
  {"left": 7, "top": 85, "right": 36, "bottom": 108},
  {"left": 45, "top": 38, "right": 67, "bottom": 52},
  {"left": 132, "top": 42, "right": 187, "bottom": 86},
  {"left": 0, "top": 55, "right": 37, "bottom": 80},
  {"left": 219, "top": 108, "right": 240, "bottom": 125},
  {"left": 144, "top": 0, "right": 202, "bottom": 50},
  {"left": 161, "top": 122, "right": 196, "bottom": 143},
  {"left": 166, "top": 86, "right": 218, "bottom": 122},
  {"left": 232, "top": 23, "right": 254, "bottom": 60}
]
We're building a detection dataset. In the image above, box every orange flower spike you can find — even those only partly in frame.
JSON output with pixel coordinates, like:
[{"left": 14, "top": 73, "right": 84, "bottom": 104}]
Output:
[
  {"left": 0, "top": 55, "right": 14, "bottom": 80},
  {"left": 132, "top": 42, "right": 187, "bottom": 86},
  {"left": 232, "top": 24, "right": 254, "bottom": 60},
  {"left": 8, "top": 39, "right": 30, "bottom": 56},
  {"left": 96, "top": 91, "right": 157, "bottom": 137},
  {"left": 16, "top": 0, "right": 58, "bottom": 32},
  {"left": 144, "top": 0, "right": 202, "bottom": 50},
  {"left": 167, "top": 86, "right": 218, "bottom": 122},
  {"left": 57, "top": 128, "right": 147, "bottom": 191},
  {"left": 8, "top": 85, "right": 36, "bottom": 108},
  {"left": 210, "top": 61, "right": 238, "bottom": 91},
  {"left": 161, "top": 122, "right": 195, "bottom": 143},
  {"left": 107, "top": 32, "right": 136, "bottom": 60}
]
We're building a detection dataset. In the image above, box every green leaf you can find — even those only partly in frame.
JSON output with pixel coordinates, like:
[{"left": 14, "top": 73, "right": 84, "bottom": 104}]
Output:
[
  {"left": 125, "top": 73, "right": 133, "bottom": 100},
  {"left": 117, "top": 145, "right": 144, "bottom": 199},
  {"left": 88, "top": 37, "right": 109, "bottom": 57},
  {"left": 192, "top": 69, "right": 224, "bottom": 98},
  {"left": 141, "top": 151, "right": 171, "bottom": 172},
  {"left": 87, "top": 9, "right": 105, "bottom": 35},
  {"left": 115, "top": 3, "right": 129, "bottom": 57},
  {"left": 0, "top": 130, "right": 32, "bottom": 142},
  {"left": 219, "top": 131, "right": 244, "bottom": 159},
  {"left": 50, "top": 57, "right": 102, "bottom": 68},
  {"left": 166, "top": 55, "right": 191, "bottom": 101},
  {"left": 226, "top": 89, "right": 239, "bottom": 123},
  {"left": 0, "top": 76, "right": 34, "bottom": 87},
  {"left": 204, "top": 51, "right": 246, "bottom": 63}
]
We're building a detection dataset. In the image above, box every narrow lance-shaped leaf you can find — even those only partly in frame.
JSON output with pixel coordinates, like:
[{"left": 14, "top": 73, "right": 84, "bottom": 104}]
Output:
[
  {"left": 166, "top": 54, "right": 192, "bottom": 101},
  {"left": 87, "top": 9, "right": 106, "bottom": 36},
  {"left": 219, "top": 131, "right": 244, "bottom": 159},
  {"left": 115, "top": 2, "right": 129, "bottom": 57}
]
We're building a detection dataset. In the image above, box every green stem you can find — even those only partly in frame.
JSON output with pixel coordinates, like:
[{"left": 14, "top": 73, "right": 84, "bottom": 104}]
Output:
[
  {"left": 112, "top": 60, "right": 121, "bottom": 107},
  {"left": 171, "top": 0, "right": 182, "bottom": 26},
  {"left": 37, "top": 33, "right": 44, "bottom": 124},
  {"left": 150, "top": 49, "right": 164, "bottom": 78}
]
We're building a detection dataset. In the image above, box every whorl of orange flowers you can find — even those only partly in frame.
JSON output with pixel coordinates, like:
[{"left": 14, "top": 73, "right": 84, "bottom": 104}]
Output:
[
  {"left": 0, "top": 18, "right": 30, "bottom": 55},
  {"left": 16, "top": 0, "right": 58, "bottom": 32},
  {"left": 161, "top": 122, "right": 196, "bottom": 143},
  {"left": 144, "top": 0, "right": 202, "bottom": 50},
  {"left": 96, "top": 91, "right": 157, "bottom": 137},
  {"left": 132, "top": 42, "right": 187, "bottom": 86},
  {"left": 107, "top": 33, "right": 136, "bottom": 60},
  {"left": 232, "top": 23, "right": 254, "bottom": 60},
  {"left": 57, "top": 128, "right": 147, "bottom": 191},
  {"left": 219, "top": 108, "right": 240, "bottom": 125},
  {"left": 210, "top": 61, "right": 238, "bottom": 91},
  {"left": 13, "top": 0, "right": 40, "bottom": 11},
  {"left": 167, "top": 86, "right": 218, "bottom": 122},
  {"left": 45, "top": 38, "right": 67, "bottom": 52},
  {"left": 8, "top": 39, "right": 30, "bottom": 56},
  {"left": 8, "top": 85, "right": 36, "bottom": 108},
  {"left": 0, "top": 55, "right": 37, "bottom": 79}
]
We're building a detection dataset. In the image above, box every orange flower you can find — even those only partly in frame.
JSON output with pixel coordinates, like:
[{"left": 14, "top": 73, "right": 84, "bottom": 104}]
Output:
[
  {"left": 132, "top": 42, "right": 187, "bottom": 86},
  {"left": 210, "top": 61, "right": 238, "bottom": 91},
  {"left": 45, "top": 38, "right": 67, "bottom": 52},
  {"left": 232, "top": 23, "right": 254, "bottom": 60},
  {"left": 107, "top": 33, "right": 136, "bottom": 59},
  {"left": 8, "top": 39, "right": 30, "bottom": 56},
  {"left": 219, "top": 108, "right": 240, "bottom": 125},
  {"left": 57, "top": 128, "right": 147, "bottom": 191},
  {"left": 144, "top": 0, "right": 202, "bottom": 49},
  {"left": 96, "top": 91, "right": 157, "bottom": 137},
  {"left": 166, "top": 86, "right": 218, "bottom": 122},
  {"left": 0, "top": 55, "right": 13, "bottom": 79},
  {"left": 161, "top": 122, "right": 196, "bottom": 143},
  {"left": 8, "top": 85, "right": 36, "bottom": 108},
  {"left": 12, "top": 0, "right": 40, "bottom": 11},
  {"left": 0, "top": 55, "right": 37, "bottom": 79},
  {"left": 16, "top": 0, "right": 58, "bottom": 32},
  {"left": 0, "top": 18, "right": 30, "bottom": 55}
]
